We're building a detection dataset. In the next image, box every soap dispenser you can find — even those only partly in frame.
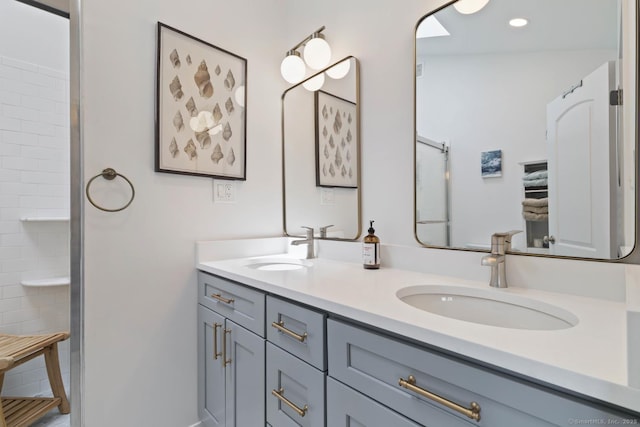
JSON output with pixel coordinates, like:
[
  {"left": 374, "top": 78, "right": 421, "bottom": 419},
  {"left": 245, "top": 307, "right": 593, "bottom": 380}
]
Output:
[{"left": 362, "top": 220, "right": 380, "bottom": 269}]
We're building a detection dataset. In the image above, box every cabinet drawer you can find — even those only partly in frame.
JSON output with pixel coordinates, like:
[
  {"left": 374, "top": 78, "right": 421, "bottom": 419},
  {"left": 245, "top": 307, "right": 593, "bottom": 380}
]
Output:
[
  {"left": 266, "top": 295, "right": 326, "bottom": 370},
  {"left": 328, "top": 319, "right": 630, "bottom": 427},
  {"left": 198, "top": 271, "right": 265, "bottom": 337},
  {"left": 327, "top": 377, "right": 422, "bottom": 427},
  {"left": 266, "top": 343, "right": 325, "bottom": 427}
]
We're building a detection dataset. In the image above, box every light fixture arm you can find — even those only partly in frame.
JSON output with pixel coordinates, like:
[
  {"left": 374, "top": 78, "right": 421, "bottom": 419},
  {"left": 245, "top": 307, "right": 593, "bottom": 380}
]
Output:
[{"left": 288, "top": 26, "right": 326, "bottom": 53}]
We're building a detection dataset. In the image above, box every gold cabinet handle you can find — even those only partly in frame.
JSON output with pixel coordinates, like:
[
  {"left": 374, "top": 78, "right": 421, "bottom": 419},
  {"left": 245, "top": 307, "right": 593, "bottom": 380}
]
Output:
[
  {"left": 223, "top": 328, "right": 232, "bottom": 367},
  {"left": 271, "top": 388, "right": 308, "bottom": 417},
  {"left": 211, "top": 293, "right": 235, "bottom": 304},
  {"left": 212, "top": 322, "right": 222, "bottom": 360},
  {"left": 271, "top": 321, "right": 308, "bottom": 342},
  {"left": 399, "top": 375, "right": 481, "bottom": 422}
]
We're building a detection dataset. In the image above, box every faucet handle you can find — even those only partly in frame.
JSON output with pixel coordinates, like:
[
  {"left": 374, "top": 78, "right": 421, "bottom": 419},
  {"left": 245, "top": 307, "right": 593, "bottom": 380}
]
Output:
[
  {"left": 493, "top": 230, "right": 522, "bottom": 251},
  {"left": 319, "top": 224, "right": 334, "bottom": 238},
  {"left": 301, "top": 226, "right": 314, "bottom": 239}
]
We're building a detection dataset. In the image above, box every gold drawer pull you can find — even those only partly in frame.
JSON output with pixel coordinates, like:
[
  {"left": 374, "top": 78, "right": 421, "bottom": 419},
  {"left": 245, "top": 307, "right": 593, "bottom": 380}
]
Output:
[
  {"left": 223, "top": 328, "right": 232, "bottom": 367},
  {"left": 271, "top": 321, "right": 308, "bottom": 342},
  {"left": 213, "top": 322, "right": 222, "bottom": 360},
  {"left": 271, "top": 388, "right": 308, "bottom": 417},
  {"left": 211, "top": 293, "right": 235, "bottom": 304},
  {"left": 399, "top": 375, "right": 481, "bottom": 422}
]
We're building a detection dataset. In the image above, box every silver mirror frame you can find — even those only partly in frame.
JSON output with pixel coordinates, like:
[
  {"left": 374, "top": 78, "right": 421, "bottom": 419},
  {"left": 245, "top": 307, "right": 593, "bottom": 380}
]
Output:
[
  {"left": 413, "top": 0, "right": 640, "bottom": 263},
  {"left": 281, "top": 56, "right": 362, "bottom": 241}
]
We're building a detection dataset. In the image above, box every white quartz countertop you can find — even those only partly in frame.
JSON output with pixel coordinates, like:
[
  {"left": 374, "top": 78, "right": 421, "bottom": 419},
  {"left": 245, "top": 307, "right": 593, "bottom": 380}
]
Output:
[{"left": 197, "top": 252, "right": 640, "bottom": 414}]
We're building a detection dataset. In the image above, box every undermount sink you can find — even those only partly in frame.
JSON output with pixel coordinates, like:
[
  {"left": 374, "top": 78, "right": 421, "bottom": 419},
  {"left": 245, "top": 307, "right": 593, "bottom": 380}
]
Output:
[
  {"left": 397, "top": 285, "right": 578, "bottom": 331},
  {"left": 244, "top": 257, "right": 311, "bottom": 271}
]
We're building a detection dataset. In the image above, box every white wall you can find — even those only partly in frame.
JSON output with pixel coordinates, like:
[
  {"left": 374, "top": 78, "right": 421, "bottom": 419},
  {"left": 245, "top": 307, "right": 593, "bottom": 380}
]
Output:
[
  {"left": 0, "top": 0, "right": 70, "bottom": 398},
  {"left": 416, "top": 50, "right": 615, "bottom": 248},
  {"left": 81, "top": 0, "right": 286, "bottom": 425}
]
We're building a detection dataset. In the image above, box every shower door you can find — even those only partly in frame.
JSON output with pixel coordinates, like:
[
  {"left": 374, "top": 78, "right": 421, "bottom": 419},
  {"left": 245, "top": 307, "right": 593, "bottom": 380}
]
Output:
[{"left": 416, "top": 136, "right": 450, "bottom": 246}]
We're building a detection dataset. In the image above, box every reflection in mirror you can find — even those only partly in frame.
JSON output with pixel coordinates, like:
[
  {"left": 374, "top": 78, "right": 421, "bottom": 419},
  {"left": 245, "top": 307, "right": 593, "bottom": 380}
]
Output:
[
  {"left": 283, "top": 57, "right": 360, "bottom": 239},
  {"left": 415, "top": 0, "right": 637, "bottom": 260}
]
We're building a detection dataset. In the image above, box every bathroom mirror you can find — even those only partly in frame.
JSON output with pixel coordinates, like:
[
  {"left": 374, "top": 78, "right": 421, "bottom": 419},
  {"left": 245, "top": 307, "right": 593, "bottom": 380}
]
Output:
[
  {"left": 415, "top": 0, "right": 638, "bottom": 260},
  {"left": 283, "top": 57, "right": 361, "bottom": 239}
]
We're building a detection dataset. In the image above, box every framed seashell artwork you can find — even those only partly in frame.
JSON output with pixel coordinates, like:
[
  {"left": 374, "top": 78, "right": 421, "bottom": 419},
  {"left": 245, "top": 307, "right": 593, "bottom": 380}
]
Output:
[
  {"left": 155, "top": 22, "right": 247, "bottom": 180},
  {"left": 314, "top": 90, "right": 358, "bottom": 188}
]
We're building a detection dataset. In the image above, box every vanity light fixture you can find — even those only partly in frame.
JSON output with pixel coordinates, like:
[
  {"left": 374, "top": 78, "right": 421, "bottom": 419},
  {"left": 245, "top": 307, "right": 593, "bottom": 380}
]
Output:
[
  {"left": 509, "top": 18, "right": 529, "bottom": 28},
  {"left": 453, "top": 0, "right": 490, "bottom": 15},
  {"left": 280, "top": 26, "right": 333, "bottom": 87}
]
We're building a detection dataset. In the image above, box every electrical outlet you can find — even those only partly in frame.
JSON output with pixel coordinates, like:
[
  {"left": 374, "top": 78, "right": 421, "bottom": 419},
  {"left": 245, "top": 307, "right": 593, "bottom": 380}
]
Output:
[{"left": 213, "top": 181, "right": 236, "bottom": 203}]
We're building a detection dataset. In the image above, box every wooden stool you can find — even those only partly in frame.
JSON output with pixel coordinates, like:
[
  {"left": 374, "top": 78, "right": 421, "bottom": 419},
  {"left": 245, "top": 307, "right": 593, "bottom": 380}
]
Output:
[{"left": 0, "top": 333, "right": 70, "bottom": 427}]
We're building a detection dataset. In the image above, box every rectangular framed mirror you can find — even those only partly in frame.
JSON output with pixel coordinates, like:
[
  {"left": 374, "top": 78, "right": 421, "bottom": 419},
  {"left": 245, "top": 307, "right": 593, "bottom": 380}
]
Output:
[
  {"left": 415, "top": 0, "right": 639, "bottom": 261},
  {"left": 283, "top": 57, "right": 361, "bottom": 239}
]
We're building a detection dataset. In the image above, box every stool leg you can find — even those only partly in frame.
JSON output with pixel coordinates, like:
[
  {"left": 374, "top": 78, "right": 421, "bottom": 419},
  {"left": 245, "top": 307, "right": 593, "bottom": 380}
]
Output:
[{"left": 44, "top": 343, "right": 70, "bottom": 414}]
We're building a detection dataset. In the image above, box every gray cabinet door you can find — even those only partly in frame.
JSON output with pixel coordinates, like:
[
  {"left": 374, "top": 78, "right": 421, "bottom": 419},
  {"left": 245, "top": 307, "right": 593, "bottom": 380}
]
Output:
[
  {"left": 266, "top": 343, "right": 325, "bottom": 427},
  {"left": 327, "top": 378, "right": 421, "bottom": 427},
  {"left": 198, "top": 305, "right": 226, "bottom": 427},
  {"left": 225, "top": 319, "right": 266, "bottom": 427}
]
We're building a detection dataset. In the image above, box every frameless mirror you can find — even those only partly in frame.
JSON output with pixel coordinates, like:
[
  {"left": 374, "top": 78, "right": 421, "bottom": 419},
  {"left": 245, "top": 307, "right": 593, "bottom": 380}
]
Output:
[
  {"left": 415, "top": 0, "right": 637, "bottom": 260},
  {"left": 283, "top": 57, "right": 361, "bottom": 239}
]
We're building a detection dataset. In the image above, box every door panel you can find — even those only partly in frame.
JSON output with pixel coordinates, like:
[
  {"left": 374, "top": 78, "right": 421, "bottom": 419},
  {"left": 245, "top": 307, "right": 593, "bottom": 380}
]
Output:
[{"left": 198, "top": 305, "right": 226, "bottom": 427}]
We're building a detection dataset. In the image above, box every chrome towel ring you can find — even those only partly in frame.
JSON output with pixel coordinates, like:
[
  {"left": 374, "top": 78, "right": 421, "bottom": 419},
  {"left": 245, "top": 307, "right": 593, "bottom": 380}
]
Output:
[{"left": 85, "top": 168, "right": 135, "bottom": 212}]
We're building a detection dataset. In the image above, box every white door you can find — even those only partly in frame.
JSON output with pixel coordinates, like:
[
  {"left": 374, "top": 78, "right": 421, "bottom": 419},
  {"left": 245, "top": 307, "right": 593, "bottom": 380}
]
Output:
[{"left": 546, "top": 61, "right": 616, "bottom": 258}]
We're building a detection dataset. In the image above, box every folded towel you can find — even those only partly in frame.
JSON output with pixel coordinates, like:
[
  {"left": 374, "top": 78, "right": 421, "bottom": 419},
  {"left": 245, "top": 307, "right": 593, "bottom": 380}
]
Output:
[
  {"left": 522, "top": 198, "right": 548, "bottom": 208},
  {"left": 523, "top": 211, "right": 548, "bottom": 222},
  {"left": 523, "top": 170, "right": 548, "bottom": 181},
  {"left": 523, "top": 178, "right": 548, "bottom": 188},
  {"left": 523, "top": 205, "right": 548, "bottom": 214}
]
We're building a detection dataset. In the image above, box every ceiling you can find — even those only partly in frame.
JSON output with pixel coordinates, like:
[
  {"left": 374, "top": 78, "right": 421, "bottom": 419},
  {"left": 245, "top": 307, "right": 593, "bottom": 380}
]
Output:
[{"left": 416, "top": 0, "right": 620, "bottom": 57}]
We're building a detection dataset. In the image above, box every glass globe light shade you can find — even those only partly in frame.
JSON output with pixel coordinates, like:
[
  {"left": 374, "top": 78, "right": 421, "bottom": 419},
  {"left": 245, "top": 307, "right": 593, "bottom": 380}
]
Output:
[
  {"left": 326, "top": 59, "right": 351, "bottom": 79},
  {"left": 302, "top": 73, "right": 325, "bottom": 91},
  {"left": 303, "top": 37, "right": 331, "bottom": 70},
  {"left": 280, "top": 53, "right": 305, "bottom": 84},
  {"left": 234, "top": 85, "right": 245, "bottom": 107},
  {"left": 453, "top": 0, "right": 490, "bottom": 14}
]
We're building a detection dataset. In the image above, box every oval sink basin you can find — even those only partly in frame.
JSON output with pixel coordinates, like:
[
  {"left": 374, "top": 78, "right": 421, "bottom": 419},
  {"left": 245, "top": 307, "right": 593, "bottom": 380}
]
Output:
[
  {"left": 244, "top": 258, "right": 311, "bottom": 271},
  {"left": 397, "top": 285, "right": 578, "bottom": 330}
]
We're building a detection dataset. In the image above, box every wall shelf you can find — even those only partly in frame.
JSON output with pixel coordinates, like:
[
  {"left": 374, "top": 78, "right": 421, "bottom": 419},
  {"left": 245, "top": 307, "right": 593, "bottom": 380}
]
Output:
[
  {"left": 20, "top": 277, "right": 70, "bottom": 287},
  {"left": 20, "top": 217, "right": 70, "bottom": 223}
]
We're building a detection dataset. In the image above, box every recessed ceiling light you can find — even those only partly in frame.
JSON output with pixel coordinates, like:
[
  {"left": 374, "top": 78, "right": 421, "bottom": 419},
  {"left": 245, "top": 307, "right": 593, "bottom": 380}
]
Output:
[{"left": 509, "top": 18, "right": 528, "bottom": 27}]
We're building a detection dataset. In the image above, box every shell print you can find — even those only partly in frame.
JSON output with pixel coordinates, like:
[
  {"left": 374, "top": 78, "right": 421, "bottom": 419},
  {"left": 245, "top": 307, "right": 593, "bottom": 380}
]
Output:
[
  {"left": 349, "top": 167, "right": 353, "bottom": 178},
  {"left": 323, "top": 144, "right": 329, "bottom": 159},
  {"left": 346, "top": 129, "right": 352, "bottom": 143},
  {"left": 346, "top": 149, "right": 351, "bottom": 162},
  {"left": 173, "top": 111, "right": 184, "bottom": 132},
  {"left": 215, "top": 65, "right": 221, "bottom": 76},
  {"left": 329, "top": 163, "right": 335, "bottom": 177},
  {"left": 194, "top": 60, "right": 214, "bottom": 98},
  {"left": 212, "top": 103, "right": 223, "bottom": 124},
  {"left": 340, "top": 138, "right": 346, "bottom": 149},
  {"left": 169, "top": 49, "right": 180, "bottom": 68},
  {"left": 211, "top": 143, "right": 224, "bottom": 164},
  {"left": 335, "top": 147, "right": 342, "bottom": 167},
  {"left": 348, "top": 113, "right": 352, "bottom": 124},
  {"left": 186, "top": 54, "right": 192, "bottom": 65},
  {"left": 169, "top": 76, "right": 183, "bottom": 101},
  {"left": 333, "top": 111, "right": 342, "bottom": 134},
  {"left": 322, "top": 164, "right": 327, "bottom": 176},
  {"left": 222, "top": 122, "right": 232, "bottom": 141},
  {"left": 227, "top": 147, "right": 236, "bottom": 166},
  {"left": 184, "top": 139, "right": 197, "bottom": 160},
  {"left": 322, "top": 126, "right": 328, "bottom": 138},
  {"left": 195, "top": 130, "right": 211, "bottom": 149},
  {"left": 341, "top": 165, "right": 347, "bottom": 177},
  {"left": 186, "top": 97, "right": 197, "bottom": 117},
  {"left": 169, "top": 137, "right": 179, "bottom": 158},
  {"left": 328, "top": 135, "right": 335, "bottom": 149},
  {"left": 322, "top": 105, "right": 328, "bottom": 120},
  {"left": 224, "top": 69, "right": 236, "bottom": 91},
  {"left": 225, "top": 97, "right": 234, "bottom": 116}
]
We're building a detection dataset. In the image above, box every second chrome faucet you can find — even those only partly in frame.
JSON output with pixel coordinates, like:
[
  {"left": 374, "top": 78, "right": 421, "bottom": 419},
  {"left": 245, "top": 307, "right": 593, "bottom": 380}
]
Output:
[{"left": 481, "top": 230, "right": 522, "bottom": 288}]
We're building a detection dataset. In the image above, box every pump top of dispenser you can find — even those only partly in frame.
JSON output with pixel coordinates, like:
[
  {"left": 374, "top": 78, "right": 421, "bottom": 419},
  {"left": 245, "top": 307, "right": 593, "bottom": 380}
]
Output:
[{"left": 368, "top": 220, "right": 375, "bottom": 234}]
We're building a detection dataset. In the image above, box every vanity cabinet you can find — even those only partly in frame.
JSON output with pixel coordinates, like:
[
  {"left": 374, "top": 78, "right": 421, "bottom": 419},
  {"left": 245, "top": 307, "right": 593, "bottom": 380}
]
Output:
[
  {"left": 197, "top": 272, "right": 266, "bottom": 427},
  {"left": 265, "top": 295, "right": 327, "bottom": 427},
  {"left": 328, "top": 319, "right": 632, "bottom": 427}
]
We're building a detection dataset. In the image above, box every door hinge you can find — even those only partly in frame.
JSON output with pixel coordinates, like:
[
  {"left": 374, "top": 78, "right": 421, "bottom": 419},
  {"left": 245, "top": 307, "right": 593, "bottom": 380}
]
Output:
[{"left": 610, "top": 89, "right": 623, "bottom": 106}]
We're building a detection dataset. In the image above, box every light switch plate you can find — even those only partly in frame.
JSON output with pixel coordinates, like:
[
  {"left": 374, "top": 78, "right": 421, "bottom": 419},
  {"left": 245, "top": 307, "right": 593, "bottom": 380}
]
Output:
[
  {"left": 213, "top": 180, "right": 236, "bottom": 203},
  {"left": 320, "top": 188, "right": 335, "bottom": 205}
]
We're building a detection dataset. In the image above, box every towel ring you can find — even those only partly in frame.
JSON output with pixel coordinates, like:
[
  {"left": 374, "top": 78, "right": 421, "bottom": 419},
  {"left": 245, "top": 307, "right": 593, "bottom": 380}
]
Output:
[{"left": 85, "top": 168, "right": 135, "bottom": 212}]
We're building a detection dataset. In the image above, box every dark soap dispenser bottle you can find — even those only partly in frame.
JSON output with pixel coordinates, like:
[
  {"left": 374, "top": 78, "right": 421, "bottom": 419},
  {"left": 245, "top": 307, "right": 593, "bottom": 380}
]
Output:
[{"left": 363, "top": 220, "right": 380, "bottom": 269}]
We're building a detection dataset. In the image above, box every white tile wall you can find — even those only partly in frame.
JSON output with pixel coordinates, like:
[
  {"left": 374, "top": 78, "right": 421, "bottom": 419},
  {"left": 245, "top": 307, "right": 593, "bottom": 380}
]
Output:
[{"left": 0, "top": 55, "right": 70, "bottom": 397}]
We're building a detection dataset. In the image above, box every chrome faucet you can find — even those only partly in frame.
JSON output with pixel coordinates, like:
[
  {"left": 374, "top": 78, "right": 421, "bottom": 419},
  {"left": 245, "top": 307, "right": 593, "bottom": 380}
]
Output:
[
  {"left": 291, "top": 226, "right": 315, "bottom": 259},
  {"left": 481, "top": 230, "right": 522, "bottom": 288}
]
